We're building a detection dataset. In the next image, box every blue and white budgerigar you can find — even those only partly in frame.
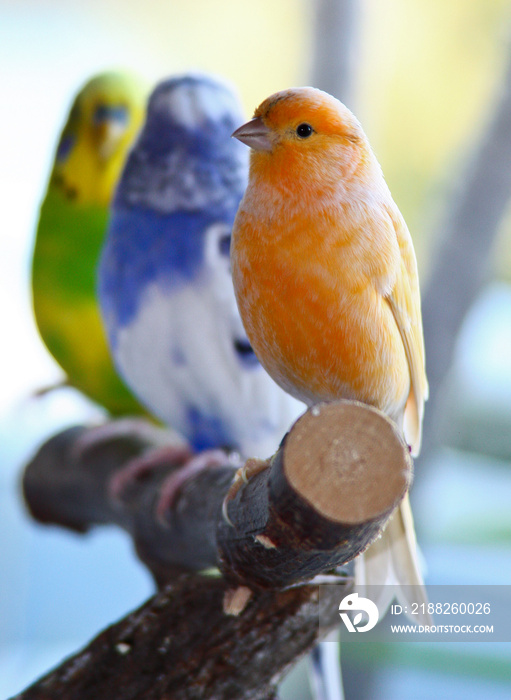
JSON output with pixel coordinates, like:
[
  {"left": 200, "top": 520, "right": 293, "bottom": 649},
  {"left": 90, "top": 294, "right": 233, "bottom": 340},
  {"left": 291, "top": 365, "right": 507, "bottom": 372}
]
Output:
[{"left": 98, "top": 74, "right": 303, "bottom": 463}]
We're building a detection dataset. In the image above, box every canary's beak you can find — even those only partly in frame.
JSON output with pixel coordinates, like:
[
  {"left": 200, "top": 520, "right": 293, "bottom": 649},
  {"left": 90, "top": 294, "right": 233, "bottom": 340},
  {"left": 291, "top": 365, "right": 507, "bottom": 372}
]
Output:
[{"left": 232, "top": 117, "right": 273, "bottom": 152}]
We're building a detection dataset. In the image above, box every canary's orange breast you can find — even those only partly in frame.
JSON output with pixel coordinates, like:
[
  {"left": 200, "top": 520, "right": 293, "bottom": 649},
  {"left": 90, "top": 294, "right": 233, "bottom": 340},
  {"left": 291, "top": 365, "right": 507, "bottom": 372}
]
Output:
[{"left": 231, "top": 200, "right": 410, "bottom": 422}]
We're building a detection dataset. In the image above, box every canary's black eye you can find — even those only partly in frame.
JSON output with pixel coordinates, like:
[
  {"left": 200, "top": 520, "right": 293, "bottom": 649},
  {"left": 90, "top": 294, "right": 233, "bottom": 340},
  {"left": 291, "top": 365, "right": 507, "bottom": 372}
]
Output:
[{"left": 296, "top": 123, "right": 313, "bottom": 138}]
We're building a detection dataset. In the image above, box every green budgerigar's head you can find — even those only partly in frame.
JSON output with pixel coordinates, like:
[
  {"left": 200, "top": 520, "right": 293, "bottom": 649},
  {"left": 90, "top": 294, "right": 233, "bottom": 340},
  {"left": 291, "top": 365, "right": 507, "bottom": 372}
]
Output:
[{"left": 51, "top": 71, "right": 147, "bottom": 207}]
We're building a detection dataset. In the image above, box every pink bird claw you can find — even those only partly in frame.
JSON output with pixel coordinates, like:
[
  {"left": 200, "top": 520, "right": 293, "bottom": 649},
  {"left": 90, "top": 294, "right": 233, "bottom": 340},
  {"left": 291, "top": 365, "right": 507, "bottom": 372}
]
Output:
[
  {"left": 222, "top": 457, "right": 271, "bottom": 527},
  {"left": 71, "top": 418, "right": 172, "bottom": 463},
  {"left": 156, "top": 449, "right": 239, "bottom": 526},
  {"left": 108, "top": 444, "right": 192, "bottom": 501}
]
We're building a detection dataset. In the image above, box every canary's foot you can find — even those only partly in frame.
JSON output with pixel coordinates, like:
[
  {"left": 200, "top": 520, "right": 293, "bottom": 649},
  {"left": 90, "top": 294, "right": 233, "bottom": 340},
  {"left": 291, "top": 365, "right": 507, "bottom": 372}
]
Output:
[
  {"left": 221, "top": 457, "right": 271, "bottom": 526},
  {"left": 108, "top": 444, "right": 193, "bottom": 501},
  {"left": 156, "top": 449, "right": 239, "bottom": 525},
  {"left": 71, "top": 417, "right": 174, "bottom": 462}
]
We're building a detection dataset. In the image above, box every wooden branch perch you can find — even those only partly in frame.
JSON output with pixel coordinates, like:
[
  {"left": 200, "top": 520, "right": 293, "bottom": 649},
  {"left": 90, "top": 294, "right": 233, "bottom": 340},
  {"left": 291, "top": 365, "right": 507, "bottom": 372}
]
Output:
[
  {"left": 23, "top": 401, "right": 412, "bottom": 592},
  {"left": 11, "top": 574, "right": 349, "bottom": 700},
  {"left": 23, "top": 420, "right": 237, "bottom": 584},
  {"left": 219, "top": 402, "right": 412, "bottom": 592},
  {"left": 20, "top": 400, "right": 412, "bottom": 698}
]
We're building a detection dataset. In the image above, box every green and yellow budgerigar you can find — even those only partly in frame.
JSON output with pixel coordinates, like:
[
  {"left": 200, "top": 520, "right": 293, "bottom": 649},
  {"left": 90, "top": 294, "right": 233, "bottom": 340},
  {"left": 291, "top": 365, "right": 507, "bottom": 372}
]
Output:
[{"left": 32, "top": 71, "right": 148, "bottom": 415}]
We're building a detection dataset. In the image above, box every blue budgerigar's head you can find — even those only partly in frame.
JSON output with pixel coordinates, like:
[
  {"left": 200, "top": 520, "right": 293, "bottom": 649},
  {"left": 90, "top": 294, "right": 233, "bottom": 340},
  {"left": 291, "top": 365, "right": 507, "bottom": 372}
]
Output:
[
  {"left": 114, "top": 73, "right": 248, "bottom": 217},
  {"left": 101, "top": 73, "right": 250, "bottom": 329},
  {"left": 143, "top": 74, "right": 244, "bottom": 157}
]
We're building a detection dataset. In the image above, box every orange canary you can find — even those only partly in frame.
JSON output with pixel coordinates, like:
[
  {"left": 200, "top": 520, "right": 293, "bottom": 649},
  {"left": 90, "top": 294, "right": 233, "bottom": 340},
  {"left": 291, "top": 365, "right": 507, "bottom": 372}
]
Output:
[{"left": 231, "top": 87, "right": 429, "bottom": 618}]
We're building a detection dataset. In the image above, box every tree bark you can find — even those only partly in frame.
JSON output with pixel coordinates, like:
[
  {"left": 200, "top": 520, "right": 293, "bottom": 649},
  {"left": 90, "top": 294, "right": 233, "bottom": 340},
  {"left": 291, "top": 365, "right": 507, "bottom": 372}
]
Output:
[
  {"left": 219, "top": 401, "right": 411, "bottom": 592},
  {"left": 20, "top": 400, "right": 412, "bottom": 697},
  {"left": 11, "top": 574, "right": 350, "bottom": 700},
  {"left": 23, "top": 401, "right": 412, "bottom": 593}
]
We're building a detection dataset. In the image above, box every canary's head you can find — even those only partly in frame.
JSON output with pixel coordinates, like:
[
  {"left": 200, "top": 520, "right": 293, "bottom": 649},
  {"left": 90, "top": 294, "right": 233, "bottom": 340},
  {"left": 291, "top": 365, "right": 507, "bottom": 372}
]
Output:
[{"left": 233, "top": 87, "right": 381, "bottom": 207}]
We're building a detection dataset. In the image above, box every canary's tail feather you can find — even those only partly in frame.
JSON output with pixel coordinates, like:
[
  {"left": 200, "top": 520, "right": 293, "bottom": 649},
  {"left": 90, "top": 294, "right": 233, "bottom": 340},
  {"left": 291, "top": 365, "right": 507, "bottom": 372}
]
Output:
[
  {"left": 354, "top": 493, "right": 432, "bottom": 625},
  {"left": 309, "top": 633, "right": 344, "bottom": 700}
]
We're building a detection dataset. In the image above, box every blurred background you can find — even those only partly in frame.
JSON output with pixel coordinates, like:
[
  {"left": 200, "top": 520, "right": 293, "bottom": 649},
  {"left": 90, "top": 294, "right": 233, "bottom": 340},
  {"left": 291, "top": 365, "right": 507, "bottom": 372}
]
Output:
[{"left": 1, "top": 0, "right": 511, "bottom": 697}]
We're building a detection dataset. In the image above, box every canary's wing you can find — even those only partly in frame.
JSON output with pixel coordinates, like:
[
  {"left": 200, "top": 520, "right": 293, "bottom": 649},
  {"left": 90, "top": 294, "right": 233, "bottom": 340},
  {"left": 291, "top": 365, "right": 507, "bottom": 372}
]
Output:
[
  {"left": 356, "top": 207, "right": 430, "bottom": 623},
  {"left": 384, "top": 205, "right": 428, "bottom": 457}
]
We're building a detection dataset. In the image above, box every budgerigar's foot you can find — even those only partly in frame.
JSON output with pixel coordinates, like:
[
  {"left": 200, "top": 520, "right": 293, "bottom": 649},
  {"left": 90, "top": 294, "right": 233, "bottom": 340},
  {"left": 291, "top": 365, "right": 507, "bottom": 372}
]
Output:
[
  {"left": 71, "top": 417, "right": 175, "bottom": 462},
  {"left": 221, "top": 457, "right": 271, "bottom": 527},
  {"left": 156, "top": 449, "right": 239, "bottom": 525},
  {"left": 108, "top": 443, "right": 193, "bottom": 501},
  {"left": 32, "top": 377, "right": 71, "bottom": 398}
]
